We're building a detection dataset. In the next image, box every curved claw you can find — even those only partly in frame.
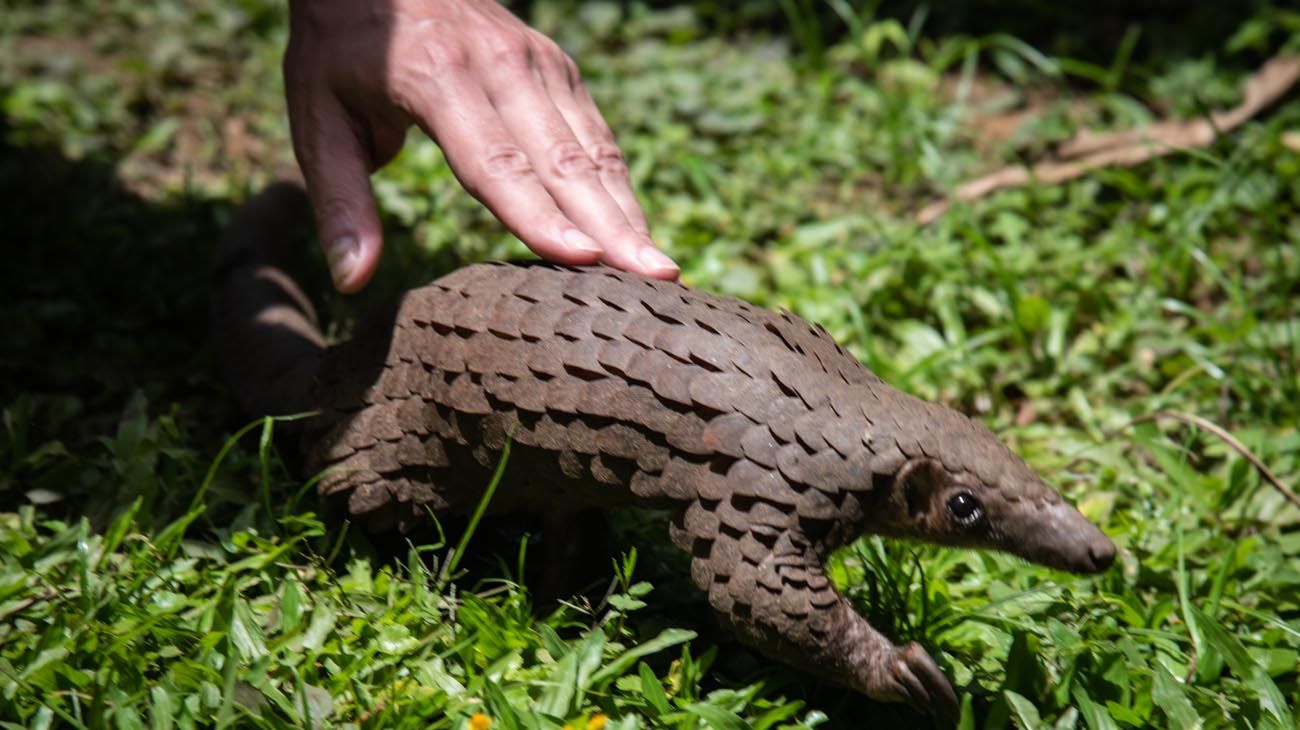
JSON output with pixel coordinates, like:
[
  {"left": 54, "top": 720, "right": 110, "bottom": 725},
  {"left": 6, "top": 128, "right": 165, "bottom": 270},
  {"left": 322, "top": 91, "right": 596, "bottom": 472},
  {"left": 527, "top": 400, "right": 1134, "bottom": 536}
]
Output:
[
  {"left": 861, "top": 641, "right": 957, "bottom": 726},
  {"left": 898, "top": 643, "right": 958, "bottom": 722}
]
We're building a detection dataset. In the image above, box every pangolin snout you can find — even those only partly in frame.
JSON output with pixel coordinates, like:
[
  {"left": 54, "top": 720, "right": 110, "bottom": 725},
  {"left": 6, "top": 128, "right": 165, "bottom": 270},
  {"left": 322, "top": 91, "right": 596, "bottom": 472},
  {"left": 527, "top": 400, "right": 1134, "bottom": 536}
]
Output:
[
  {"left": 1015, "top": 500, "right": 1117, "bottom": 574},
  {"left": 1065, "top": 511, "right": 1116, "bottom": 573},
  {"left": 1086, "top": 536, "right": 1117, "bottom": 572}
]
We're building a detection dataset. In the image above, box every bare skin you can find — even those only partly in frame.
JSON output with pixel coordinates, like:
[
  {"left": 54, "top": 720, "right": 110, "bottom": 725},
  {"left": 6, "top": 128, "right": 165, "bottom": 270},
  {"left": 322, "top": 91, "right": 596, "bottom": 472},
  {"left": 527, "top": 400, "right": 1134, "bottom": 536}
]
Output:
[{"left": 285, "top": 0, "right": 678, "bottom": 292}]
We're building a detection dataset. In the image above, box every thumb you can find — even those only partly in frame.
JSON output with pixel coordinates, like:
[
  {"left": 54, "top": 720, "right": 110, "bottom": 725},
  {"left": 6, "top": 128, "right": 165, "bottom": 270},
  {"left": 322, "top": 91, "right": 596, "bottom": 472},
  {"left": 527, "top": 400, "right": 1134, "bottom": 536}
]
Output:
[{"left": 291, "top": 92, "right": 384, "bottom": 294}]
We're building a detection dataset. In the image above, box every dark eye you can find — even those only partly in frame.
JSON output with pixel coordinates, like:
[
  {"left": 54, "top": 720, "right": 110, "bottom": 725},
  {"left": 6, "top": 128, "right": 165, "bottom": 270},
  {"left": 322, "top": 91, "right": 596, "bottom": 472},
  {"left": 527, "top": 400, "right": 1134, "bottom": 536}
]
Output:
[{"left": 947, "top": 493, "right": 983, "bottom": 526}]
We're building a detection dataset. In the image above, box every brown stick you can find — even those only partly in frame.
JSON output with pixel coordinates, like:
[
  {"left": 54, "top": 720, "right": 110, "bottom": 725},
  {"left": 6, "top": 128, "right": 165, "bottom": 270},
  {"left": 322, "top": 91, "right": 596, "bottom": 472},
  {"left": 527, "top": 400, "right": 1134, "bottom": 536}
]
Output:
[
  {"left": 1127, "top": 411, "right": 1300, "bottom": 510},
  {"left": 918, "top": 55, "right": 1300, "bottom": 224}
]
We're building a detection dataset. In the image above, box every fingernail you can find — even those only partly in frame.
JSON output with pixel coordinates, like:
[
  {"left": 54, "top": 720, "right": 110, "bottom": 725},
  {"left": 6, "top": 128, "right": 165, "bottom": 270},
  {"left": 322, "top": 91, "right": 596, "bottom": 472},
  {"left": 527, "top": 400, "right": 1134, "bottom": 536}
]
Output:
[
  {"left": 637, "top": 245, "right": 679, "bottom": 277},
  {"left": 562, "top": 228, "right": 604, "bottom": 255},
  {"left": 324, "top": 234, "right": 360, "bottom": 288}
]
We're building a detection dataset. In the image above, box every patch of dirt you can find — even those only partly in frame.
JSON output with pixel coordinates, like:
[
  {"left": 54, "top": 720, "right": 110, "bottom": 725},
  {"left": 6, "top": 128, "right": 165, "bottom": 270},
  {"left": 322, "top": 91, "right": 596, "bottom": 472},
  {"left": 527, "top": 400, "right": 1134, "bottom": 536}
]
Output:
[
  {"left": 937, "top": 72, "right": 1092, "bottom": 154},
  {"left": 11, "top": 24, "right": 299, "bottom": 200},
  {"left": 120, "top": 93, "right": 300, "bottom": 199}
]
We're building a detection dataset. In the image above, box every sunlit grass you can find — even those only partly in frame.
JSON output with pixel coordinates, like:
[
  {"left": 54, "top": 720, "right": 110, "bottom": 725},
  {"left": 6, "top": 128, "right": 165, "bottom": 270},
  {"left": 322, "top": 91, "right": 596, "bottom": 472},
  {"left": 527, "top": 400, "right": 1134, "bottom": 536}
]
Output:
[{"left": 2, "top": 1, "right": 1299, "bottom": 727}]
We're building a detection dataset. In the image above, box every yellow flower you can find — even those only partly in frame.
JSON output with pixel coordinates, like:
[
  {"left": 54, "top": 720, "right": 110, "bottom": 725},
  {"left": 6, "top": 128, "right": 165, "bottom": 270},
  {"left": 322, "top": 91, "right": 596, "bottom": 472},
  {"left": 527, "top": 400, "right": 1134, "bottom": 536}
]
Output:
[
  {"left": 469, "top": 712, "right": 492, "bottom": 730},
  {"left": 586, "top": 714, "right": 608, "bottom": 730}
]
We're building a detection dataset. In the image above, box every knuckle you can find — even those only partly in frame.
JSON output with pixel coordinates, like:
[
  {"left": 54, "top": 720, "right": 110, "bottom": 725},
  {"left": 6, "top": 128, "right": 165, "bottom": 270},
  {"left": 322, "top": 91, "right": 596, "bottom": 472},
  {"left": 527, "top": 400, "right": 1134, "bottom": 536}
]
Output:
[
  {"left": 533, "top": 37, "right": 581, "bottom": 83},
  {"left": 480, "top": 143, "right": 535, "bottom": 183},
  {"left": 418, "top": 38, "right": 471, "bottom": 76},
  {"left": 589, "top": 142, "right": 627, "bottom": 173},
  {"left": 561, "top": 56, "right": 583, "bottom": 86},
  {"left": 548, "top": 141, "right": 597, "bottom": 178},
  {"left": 532, "top": 35, "right": 565, "bottom": 58},
  {"left": 486, "top": 33, "right": 534, "bottom": 72}
]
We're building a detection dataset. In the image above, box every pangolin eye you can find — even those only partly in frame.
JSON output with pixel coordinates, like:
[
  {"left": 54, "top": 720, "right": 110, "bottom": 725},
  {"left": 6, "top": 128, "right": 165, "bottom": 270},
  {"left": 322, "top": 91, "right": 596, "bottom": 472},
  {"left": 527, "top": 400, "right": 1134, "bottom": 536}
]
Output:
[{"left": 947, "top": 492, "right": 983, "bottom": 526}]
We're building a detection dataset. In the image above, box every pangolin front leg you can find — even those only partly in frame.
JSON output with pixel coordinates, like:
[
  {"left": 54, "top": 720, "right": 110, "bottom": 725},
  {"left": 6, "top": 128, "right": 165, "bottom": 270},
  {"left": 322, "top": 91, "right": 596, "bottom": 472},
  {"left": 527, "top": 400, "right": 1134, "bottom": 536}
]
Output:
[{"left": 671, "top": 497, "right": 958, "bottom": 721}]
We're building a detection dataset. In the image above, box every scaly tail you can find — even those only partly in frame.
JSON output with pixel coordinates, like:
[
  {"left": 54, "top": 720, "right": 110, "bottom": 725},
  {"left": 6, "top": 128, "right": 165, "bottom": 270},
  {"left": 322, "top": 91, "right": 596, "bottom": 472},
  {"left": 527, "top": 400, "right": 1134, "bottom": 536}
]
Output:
[{"left": 211, "top": 182, "right": 325, "bottom": 417}]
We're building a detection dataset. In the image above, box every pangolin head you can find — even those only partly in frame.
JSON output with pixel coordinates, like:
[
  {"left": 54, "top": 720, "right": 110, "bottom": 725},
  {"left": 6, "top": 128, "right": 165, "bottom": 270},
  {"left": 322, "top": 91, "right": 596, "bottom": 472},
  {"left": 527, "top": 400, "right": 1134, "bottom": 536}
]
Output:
[{"left": 866, "top": 392, "right": 1115, "bottom": 574}]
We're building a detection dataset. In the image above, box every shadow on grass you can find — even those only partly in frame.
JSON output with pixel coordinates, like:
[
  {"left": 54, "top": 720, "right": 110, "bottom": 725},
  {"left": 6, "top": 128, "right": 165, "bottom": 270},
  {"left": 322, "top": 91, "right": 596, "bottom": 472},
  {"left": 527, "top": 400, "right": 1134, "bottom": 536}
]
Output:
[
  {"left": 0, "top": 125, "right": 220, "bottom": 414},
  {"left": 879, "top": 0, "right": 1269, "bottom": 64},
  {"left": 0, "top": 122, "right": 245, "bottom": 523},
  {"left": 596, "top": 0, "right": 1271, "bottom": 78}
]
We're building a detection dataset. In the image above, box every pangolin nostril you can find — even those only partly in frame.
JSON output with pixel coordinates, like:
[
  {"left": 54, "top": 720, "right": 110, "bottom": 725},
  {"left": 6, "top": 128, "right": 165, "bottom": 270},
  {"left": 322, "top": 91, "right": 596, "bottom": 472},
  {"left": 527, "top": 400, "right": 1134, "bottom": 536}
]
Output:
[{"left": 1089, "top": 540, "right": 1117, "bottom": 571}]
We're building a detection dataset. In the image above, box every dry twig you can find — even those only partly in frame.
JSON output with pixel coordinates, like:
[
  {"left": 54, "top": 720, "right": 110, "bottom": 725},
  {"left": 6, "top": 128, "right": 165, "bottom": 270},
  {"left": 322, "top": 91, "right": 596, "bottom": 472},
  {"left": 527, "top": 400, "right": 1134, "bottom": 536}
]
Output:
[
  {"left": 918, "top": 55, "right": 1300, "bottom": 224},
  {"left": 1126, "top": 410, "right": 1300, "bottom": 510}
]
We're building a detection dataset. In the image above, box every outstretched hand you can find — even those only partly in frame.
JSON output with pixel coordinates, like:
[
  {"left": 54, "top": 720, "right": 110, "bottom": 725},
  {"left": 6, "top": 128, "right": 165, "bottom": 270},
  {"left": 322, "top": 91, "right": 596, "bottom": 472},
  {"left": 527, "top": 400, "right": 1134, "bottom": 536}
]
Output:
[{"left": 284, "top": 0, "right": 678, "bottom": 292}]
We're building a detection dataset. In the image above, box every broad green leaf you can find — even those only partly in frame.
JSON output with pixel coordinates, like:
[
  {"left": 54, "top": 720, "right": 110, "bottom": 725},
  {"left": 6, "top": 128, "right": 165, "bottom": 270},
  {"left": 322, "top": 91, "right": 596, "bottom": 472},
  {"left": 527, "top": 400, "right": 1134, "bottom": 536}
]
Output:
[
  {"left": 299, "top": 605, "right": 336, "bottom": 653},
  {"left": 280, "top": 579, "right": 304, "bottom": 635},
  {"left": 1151, "top": 665, "right": 1200, "bottom": 730},
  {"left": 638, "top": 662, "right": 671, "bottom": 717},
  {"left": 1005, "top": 690, "right": 1042, "bottom": 729},
  {"left": 1071, "top": 687, "right": 1119, "bottom": 730},
  {"left": 1189, "top": 605, "right": 1292, "bottom": 726},
  {"left": 538, "top": 640, "right": 580, "bottom": 717},
  {"left": 588, "top": 629, "right": 696, "bottom": 687},
  {"left": 685, "top": 702, "right": 751, "bottom": 730}
]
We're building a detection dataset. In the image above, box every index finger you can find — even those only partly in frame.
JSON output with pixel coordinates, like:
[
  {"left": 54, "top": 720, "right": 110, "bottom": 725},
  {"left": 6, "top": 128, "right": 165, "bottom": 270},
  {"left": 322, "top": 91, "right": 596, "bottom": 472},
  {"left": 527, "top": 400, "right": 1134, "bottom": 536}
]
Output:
[
  {"left": 398, "top": 68, "right": 609, "bottom": 267},
  {"left": 481, "top": 49, "right": 677, "bottom": 279}
]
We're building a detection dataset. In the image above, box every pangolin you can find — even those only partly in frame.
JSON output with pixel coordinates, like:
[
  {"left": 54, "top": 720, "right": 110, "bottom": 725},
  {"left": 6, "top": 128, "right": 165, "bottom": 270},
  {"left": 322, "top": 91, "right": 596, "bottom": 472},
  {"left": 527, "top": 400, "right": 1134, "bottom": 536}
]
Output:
[{"left": 213, "top": 183, "right": 1115, "bottom": 722}]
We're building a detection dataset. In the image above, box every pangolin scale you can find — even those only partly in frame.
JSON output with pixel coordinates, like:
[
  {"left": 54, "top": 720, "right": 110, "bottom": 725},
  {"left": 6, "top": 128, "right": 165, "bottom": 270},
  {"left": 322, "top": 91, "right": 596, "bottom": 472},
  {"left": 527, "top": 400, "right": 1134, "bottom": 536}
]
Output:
[{"left": 214, "top": 184, "right": 1116, "bottom": 724}]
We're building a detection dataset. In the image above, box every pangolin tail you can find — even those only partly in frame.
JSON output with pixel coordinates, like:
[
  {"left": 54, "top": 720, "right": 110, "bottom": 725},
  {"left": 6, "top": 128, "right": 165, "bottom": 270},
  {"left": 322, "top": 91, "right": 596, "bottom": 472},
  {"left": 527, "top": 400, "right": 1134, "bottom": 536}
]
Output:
[{"left": 211, "top": 182, "right": 325, "bottom": 417}]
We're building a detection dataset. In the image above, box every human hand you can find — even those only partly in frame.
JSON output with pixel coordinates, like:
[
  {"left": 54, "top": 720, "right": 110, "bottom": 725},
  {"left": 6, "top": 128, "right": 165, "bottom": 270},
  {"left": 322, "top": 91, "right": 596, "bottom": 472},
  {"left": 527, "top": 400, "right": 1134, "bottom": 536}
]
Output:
[{"left": 284, "top": 0, "right": 678, "bottom": 293}]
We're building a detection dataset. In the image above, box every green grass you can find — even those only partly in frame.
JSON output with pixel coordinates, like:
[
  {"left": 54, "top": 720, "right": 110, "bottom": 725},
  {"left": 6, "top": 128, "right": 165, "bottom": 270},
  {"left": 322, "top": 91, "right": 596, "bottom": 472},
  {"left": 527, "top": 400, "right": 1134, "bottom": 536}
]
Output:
[{"left": 3, "top": 1, "right": 1300, "bottom": 727}]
